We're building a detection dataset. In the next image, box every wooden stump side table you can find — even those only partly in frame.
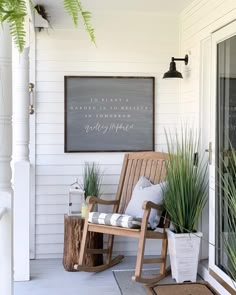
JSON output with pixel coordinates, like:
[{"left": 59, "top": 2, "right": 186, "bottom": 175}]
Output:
[{"left": 63, "top": 215, "right": 103, "bottom": 271}]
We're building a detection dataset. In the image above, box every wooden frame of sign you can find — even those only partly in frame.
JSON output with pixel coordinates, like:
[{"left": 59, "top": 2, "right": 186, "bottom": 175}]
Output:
[{"left": 64, "top": 76, "right": 155, "bottom": 152}]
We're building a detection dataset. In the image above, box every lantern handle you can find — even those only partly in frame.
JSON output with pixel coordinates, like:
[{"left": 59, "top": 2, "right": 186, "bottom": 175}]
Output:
[{"left": 70, "top": 178, "right": 79, "bottom": 188}]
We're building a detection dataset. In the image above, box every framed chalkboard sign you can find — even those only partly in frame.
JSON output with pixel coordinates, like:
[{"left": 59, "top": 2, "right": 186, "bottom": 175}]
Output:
[{"left": 64, "top": 76, "right": 155, "bottom": 152}]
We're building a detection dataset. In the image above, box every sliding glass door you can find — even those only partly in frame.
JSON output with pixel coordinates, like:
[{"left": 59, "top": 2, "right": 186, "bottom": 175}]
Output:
[
  {"left": 216, "top": 32, "right": 236, "bottom": 277},
  {"left": 209, "top": 21, "right": 236, "bottom": 291}
]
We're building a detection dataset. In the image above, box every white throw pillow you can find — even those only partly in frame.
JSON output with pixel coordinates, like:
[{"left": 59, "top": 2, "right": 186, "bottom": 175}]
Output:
[{"left": 125, "top": 176, "right": 166, "bottom": 229}]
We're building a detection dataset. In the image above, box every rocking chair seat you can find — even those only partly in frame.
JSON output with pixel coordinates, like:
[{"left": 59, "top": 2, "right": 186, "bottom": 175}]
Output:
[
  {"left": 87, "top": 222, "right": 167, "bottom": 239},
  {"left": 78, "top": 152, "right": 170, "bottom": 284},
  {"left": 88, "top": 212, "right": 142, "bottom": 229}
]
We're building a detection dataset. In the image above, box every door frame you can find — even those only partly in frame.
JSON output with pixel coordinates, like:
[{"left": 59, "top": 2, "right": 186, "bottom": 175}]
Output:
[
  {"left": 29, "top": 20, "right": 36, "bottom": 260},
  {"left": 209, "top": 20, "right": 236, "bottom": 290},
  {"left": 199, "top": 36, "right": 211, "bottom": 260}
]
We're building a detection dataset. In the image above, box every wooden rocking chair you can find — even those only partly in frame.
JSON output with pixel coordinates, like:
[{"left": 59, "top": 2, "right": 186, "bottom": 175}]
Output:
[{"left": 78, "top": 152, "right": 170, "bottom": 284}]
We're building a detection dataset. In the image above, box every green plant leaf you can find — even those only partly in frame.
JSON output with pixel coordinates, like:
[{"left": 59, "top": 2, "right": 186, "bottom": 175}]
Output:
[
  {"left": 64, "top": 0, "right": 79, "bottom": 26},
  {"left": 0, "top": 0, "right": 27, "bottom": 52},
  {"left": 0, "top": 0, "right": 96, "bottom": 53},
  {"left": 81, "top": 162, "right": 103, "bottom": 198},
  {"left": 163, "top": 127, "right": 208, "bottom": 234},
  {"left": 64, "top": 0, "right": 96, "bottom": 45},
  {"left": 220, "top": 144, "right": 236, "bottom": 283},
  {"left": 78, "top": 5, "right": 96, "bottom": 45}
]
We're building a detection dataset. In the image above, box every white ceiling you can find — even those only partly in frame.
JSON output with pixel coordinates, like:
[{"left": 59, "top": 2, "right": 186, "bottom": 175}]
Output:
[{"left": 33, "top": 0, "right": 195, "bottom": 15}]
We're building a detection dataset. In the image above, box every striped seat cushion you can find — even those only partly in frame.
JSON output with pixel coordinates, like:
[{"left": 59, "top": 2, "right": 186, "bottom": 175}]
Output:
[{"left": 88, "top": 212, "right": 142, "bottom": 229}]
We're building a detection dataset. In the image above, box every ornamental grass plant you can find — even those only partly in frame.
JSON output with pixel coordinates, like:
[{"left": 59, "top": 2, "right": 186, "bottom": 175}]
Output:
[
  {"left": 82, "top": 162, "right": 103, "bottom": 199},
  {"left": 164, "top": 128, "right": 208, "bottom": 234},
  {"left": 220, "top": 147, "right": 236, "bottom": 282}
]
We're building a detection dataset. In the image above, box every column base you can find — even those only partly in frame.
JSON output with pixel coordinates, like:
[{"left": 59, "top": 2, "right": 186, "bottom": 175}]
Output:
[{"left": 0, "top": 190, "right": 13, "bottom": 295}]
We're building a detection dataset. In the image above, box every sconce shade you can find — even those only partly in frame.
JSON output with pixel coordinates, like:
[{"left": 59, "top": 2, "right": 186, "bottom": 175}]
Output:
[
  {"left": 163, "top": 61, "right": 183, "bottom": 79},
  {"left": 163, "top": 54, "right": 188, "bottom": 79}
]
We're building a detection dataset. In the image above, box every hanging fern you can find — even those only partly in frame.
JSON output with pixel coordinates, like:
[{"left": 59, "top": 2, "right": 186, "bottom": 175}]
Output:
[
  {"left": 64, "top": 0, "right": 95, "bottom": 44},
  {"left": 0, "top": 0, "right": 95, "bottom": 52},
  {"left": 64, "top": 0, "right": 79, "bottom": 26},
  {"left": 77, "top": 1, "right": 96, "bottom": 45},
  {"left": 0, "top": 0, "right": 27, "bottom": 52}
]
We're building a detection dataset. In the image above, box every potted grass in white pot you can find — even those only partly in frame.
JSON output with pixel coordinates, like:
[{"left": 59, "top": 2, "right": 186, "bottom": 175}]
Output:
[
  {"left": 80, "top": 162, "right": 103, "bottom": 217},
  {"left": 164, "top": 128, "right": 208, "bottom": 283}
]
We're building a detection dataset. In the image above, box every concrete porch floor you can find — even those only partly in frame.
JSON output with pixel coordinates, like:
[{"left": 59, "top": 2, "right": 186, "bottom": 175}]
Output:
[{"left": 14, "top": 257, "right": 176, "bottom": 295}]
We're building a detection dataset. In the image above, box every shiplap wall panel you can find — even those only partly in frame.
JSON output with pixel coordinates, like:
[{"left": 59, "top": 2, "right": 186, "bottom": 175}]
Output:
[
  {"left": 35, "top": 11, "right": 180, "bottom": 258},
  {"left": 182, "top": 1, "right": 233, "bottom": 43},
  {"left": 36, "top": 185, "right": 117, "bottom": 196},
  {"left": 180, "top": 0, "right": 236, "bottom": 127},
  {"left": 36, "top": 165, "right": 121, "bottom": 175},
  {"left": 36, "top": 205, "right": 66, "bottom": 215},
  {"left": 37, "top": 175, "right": 120, "bottom": 186},
  {"left": 36, "top": 194, "right": 115, "bottom": 206},
  {"left": 36, "top": 196, "right": 68, "bottom": 205},
  {"left": 36, "top": 154, "right": 124, "bottom": 165},
  {"left": 36, "top": 234, "right": 63, "bottom": 244},
  {"left": 36, "top": 61, "right": 173, "bottom": 73}
]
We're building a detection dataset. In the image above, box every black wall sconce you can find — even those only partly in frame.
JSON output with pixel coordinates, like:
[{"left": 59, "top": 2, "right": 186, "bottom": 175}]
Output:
[{"left": 163, "top": 54, "right": 189, "bottom": 79}]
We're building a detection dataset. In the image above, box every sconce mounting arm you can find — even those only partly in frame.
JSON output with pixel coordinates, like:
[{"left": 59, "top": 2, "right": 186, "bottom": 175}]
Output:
[{"left": 171, "top": 54, "right": 188, "bottom": 66}]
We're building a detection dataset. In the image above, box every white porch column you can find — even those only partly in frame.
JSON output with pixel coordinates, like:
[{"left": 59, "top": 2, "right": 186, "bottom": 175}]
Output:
[
  {"left": 12, "top": 46, "right": 30, "bottom": 281},
  {"left": 0, "top": 26, "right": 13, "bottom": 295}
]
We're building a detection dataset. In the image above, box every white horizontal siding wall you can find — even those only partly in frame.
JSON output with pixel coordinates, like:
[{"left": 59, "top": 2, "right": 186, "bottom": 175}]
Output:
[
  {"left": 180, "top": 0, "right": 236, "bottom": 126},
  {"left": 35, "top": 11, "right": 181, "bottom": 258}
]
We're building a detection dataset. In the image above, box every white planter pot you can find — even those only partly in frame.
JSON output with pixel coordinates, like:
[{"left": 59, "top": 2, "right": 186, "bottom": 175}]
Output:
[{"left": 167, "top": 229, "right": 203, "bottom": 283}]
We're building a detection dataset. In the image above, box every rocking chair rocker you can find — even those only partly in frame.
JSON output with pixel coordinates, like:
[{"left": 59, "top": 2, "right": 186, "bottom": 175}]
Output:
[{"left": 78, "top": 152, "right": 170, "bottom": 284}]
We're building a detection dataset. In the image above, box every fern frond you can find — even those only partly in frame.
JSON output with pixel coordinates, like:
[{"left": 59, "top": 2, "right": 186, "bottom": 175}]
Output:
[
  {"left": 1, "top": 0, "right": 95, "bottom": 52},
  {"left": 64, "top": 0, "right": 79, "bottom": 26},
  {"left": 64, "top": 0, "right": 96, "bottom": 45},
  {"left": 81, "top": 11, "right": 96, "bottom": 45},
  {"left": 0, "top": 0, "right": 27, "bottom": 52},
  {"left": 8, "top": 10, "right": 26, "bottom": 52},
  {"left": 0, "top": 1, "right": 4, "bottom": 21},
  {"left": 77, "top": 1, "right": 96, "bottom": 45}
]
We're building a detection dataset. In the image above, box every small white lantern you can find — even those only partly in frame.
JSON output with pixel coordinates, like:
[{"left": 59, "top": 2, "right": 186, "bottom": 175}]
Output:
[{"left": 68, "top": 179, "right": 85, "bottom": 216}]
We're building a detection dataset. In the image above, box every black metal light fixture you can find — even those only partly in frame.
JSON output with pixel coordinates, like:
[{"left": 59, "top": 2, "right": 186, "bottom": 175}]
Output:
[{"left": 163, "top": 54, "right": 189, "bottom": 79}]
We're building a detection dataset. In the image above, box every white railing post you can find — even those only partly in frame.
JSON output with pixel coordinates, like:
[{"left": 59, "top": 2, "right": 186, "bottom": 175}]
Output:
[
  {"left": 12, "top": 45, "right": 30, "bottom": 281},
  {"left": 0, "top": 25, "right": 13, "bottom": 295}
]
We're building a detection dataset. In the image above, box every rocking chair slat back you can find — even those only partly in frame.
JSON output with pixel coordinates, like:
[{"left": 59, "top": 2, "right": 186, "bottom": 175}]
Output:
[
  {"left": 149, "top": 159, "right": 158, "bottom": 183},
  {"left": 116, "top": 152, "right": 168, "bottom": 214}
]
